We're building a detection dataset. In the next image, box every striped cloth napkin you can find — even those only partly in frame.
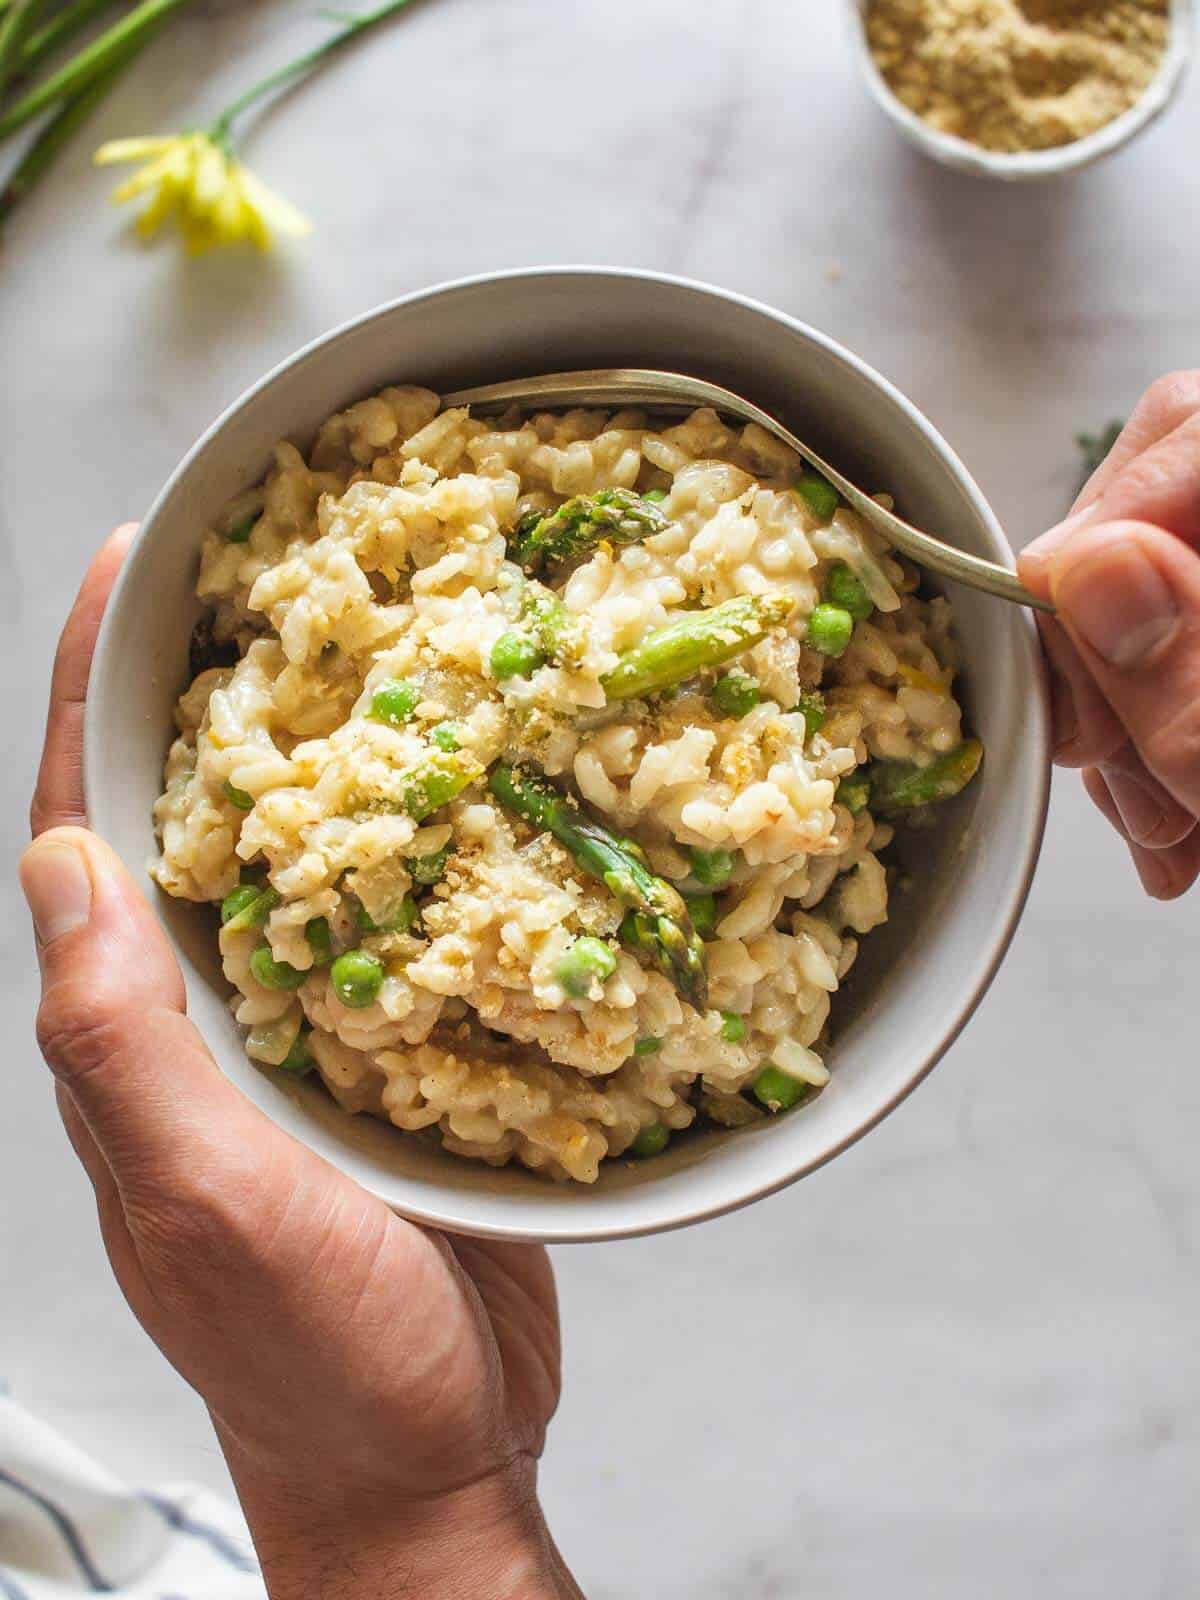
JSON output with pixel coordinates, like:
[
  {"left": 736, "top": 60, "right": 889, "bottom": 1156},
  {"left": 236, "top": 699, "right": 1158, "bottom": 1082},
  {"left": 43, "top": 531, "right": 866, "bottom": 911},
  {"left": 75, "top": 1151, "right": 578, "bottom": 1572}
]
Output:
[{"left": 0, "top": 1394, "right": 263, "bottom": 1599}]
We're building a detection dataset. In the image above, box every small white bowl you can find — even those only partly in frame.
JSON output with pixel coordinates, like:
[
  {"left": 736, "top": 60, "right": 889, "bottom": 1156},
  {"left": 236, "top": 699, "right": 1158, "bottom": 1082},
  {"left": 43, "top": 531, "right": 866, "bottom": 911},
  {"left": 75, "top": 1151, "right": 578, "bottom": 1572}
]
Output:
[
  {"left": 848, "top": 0, "right": 1193, "bottom": 181},
  {"left": 85, "top": 268, "right": 1051, "bottom": 1243}
]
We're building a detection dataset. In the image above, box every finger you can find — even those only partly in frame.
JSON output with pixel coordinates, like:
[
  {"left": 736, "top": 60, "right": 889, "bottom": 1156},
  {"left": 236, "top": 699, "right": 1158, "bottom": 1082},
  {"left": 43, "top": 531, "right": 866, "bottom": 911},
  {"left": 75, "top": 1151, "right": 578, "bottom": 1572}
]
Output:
[
  {"left": 1087, "top": 768, "right": 1200, "bottom": 899},
  {"left": 55, "top": 1080, "right": 114, "bottom": 1195},
  {"left": 1075, "top": 410, "right": 1200, "bottom": 545},
  {"left": 1093, "top": 742, "right": 1196, "bottom": 851},
  {"left": 1021, "top": 372, "right": 1200, "bottom": 589},
  {"left": 1128, "top": 825, "right": 1200, "bottom": 901},
  {"left": 1083, "top": 762, "right": 1125, "bottom": 835},
  {"left": 19, "top": 825, "right": 263, "bottom": 1188},
  {"left": 1075, "top": 370, "right": 1200, "bottom": 508},
  {"left": 31, "top": 526, "right": 137, "bottom": 837},
  {"left": 1035, "top": 613, "right": 1126, "bottom": 768},
  {"left": 55, "top": 1081, "right": 148, "bottom": 1296},
  {"left": 1051, "top": 522, "right": 1200, "bottom": 817}
]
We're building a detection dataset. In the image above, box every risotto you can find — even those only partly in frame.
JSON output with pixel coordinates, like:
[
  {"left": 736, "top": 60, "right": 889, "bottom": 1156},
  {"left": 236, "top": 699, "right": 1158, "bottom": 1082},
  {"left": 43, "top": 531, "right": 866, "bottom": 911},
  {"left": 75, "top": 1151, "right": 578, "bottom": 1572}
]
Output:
[{"left": 152, "top": 386, "right": 982, "bottom": 1183}]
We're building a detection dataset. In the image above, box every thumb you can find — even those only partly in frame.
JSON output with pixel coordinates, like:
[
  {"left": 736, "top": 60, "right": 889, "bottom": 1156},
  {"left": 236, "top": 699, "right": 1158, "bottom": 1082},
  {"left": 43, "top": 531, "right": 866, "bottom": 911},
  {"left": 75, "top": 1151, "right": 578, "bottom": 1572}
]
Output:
[
  {"left": 19, "top": 826, "right": 255, "bottom": 1190},
  {"left": 1049, "top": 521, "right": 1200, "bottom": 820}
]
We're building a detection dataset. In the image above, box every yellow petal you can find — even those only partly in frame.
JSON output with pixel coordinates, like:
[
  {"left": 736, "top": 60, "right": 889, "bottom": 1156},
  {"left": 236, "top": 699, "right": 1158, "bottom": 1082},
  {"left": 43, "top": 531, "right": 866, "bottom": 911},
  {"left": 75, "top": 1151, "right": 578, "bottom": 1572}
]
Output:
[
  {"left": 182, "top": 218, "right": 222, "bottom": 255},
  {"left": 209, "top": 176, "right": 248, "bottom": 244},
  {"left": 134, "top": 177, "right": 183, "bottom": 238},
  {"left": 237, "top": 166, "right": 312, "bottom": 239},
  {"left": 236, "top": 191, "right": 272, "bottom": 251},
  {"left": 188, "top": 137, "right": 231, "bottom": 215},
  {"left": 94, "top": 135, "right": 175, "bottom": 167},
  {"left": 110, "top": 143, "right": 192, "bottom": 204}
]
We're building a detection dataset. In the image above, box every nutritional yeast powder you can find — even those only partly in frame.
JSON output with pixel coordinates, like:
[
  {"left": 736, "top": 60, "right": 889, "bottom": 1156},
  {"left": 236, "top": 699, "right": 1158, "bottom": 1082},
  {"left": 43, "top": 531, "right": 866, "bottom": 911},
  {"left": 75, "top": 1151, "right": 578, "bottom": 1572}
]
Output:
[{"left": 865, "top": 0, "right": 1170, "bottom": 152}]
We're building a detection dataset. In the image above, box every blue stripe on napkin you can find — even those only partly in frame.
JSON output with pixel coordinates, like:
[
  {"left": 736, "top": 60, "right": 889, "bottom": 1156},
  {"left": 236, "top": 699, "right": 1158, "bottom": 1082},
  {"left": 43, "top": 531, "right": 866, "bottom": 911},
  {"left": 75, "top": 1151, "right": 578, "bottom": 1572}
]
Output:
[
  {"left": 0, "top": 1470, "right": 112, "bottom": 1592},
  {"left": 140, "top": 1496, "right": 258, "bottom": 1574}
]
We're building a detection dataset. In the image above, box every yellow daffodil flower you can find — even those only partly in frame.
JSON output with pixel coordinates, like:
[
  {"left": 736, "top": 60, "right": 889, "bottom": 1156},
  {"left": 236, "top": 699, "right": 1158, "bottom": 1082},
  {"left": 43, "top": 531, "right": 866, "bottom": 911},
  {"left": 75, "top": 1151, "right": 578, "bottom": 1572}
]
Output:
[{"left": 94, "top": 131, "right": 311, "bottom": 253}]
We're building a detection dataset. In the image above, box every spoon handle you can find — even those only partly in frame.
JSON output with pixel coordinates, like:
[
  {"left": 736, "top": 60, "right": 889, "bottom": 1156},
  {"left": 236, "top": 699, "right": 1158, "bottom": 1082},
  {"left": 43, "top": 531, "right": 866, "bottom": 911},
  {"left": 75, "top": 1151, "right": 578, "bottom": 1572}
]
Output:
[{"left": 442, "top": 369, "right": 1053, "bottom": 614}]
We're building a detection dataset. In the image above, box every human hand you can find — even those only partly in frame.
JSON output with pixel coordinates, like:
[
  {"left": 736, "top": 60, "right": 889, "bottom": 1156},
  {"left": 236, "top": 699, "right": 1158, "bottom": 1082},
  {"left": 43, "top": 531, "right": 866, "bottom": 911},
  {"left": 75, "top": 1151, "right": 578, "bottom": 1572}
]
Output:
[
  {"left": 1020, "top": 372, "right": 1200, "bottom": 900},
  {"left": 21, "top": 531, "right": 582, "bottom": 1600}
]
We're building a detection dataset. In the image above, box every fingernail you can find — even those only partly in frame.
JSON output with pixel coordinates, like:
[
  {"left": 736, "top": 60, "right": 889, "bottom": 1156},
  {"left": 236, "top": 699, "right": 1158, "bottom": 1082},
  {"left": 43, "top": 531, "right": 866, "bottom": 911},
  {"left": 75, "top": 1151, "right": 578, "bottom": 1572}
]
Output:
[
  {"left": 1049, "top": 670, "right": 1080, "bottom": 754},
  {"left": 1135, "top": 850, "right": 1173, "bottom": 899},
  {"left": 19, "top": 841, "right": 92, "bottom": 944},
  {"left": 1022, "top": 503, "right": 1103, "bottom": 577},
  {"left": 1102, "top": 769, "right": 1165, "bottom": 847},
  {"left": 1055, "top": 542, "right": 1180, "bottom": 669}
]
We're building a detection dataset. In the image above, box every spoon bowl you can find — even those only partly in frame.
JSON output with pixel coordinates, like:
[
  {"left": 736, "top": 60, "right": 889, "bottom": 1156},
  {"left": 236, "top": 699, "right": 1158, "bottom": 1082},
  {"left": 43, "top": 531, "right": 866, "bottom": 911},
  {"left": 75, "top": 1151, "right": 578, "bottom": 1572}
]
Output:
[{"left": 443, "top": 368, "right": 1050, "bottom": 612}]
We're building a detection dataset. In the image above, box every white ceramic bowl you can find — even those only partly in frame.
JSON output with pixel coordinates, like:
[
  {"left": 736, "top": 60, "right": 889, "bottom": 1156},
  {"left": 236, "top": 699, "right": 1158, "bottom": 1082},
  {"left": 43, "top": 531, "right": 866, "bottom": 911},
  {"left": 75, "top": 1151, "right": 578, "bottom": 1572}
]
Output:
[
  {"left": 848, "top": 0, "right": 1193, "bottom": 181},
  {"left": 85, "top": 268, "right": 1050, "bottom": 1243}
]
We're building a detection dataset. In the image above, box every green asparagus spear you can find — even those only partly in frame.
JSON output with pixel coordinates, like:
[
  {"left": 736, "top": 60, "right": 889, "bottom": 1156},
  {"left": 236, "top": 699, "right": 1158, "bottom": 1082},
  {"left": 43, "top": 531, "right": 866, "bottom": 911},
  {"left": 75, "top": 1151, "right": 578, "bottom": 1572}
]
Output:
[
  {"left": 521, "top": 579, "right": 587, "bottom": 668},
  {"left": 365, "top": 749, "right": 484, "bottom": 821},
  {"left": 512, "top": 488, "right": 669, "bottom": 574},
  {"left": 489, "top": 762, "right": 707, "bottom": 1010},
  {"left": 867, "top": 739, "right": 983, "bottom": 814},
  {"left": 601, "top": 593, "right": 795, "bottom": 702}
]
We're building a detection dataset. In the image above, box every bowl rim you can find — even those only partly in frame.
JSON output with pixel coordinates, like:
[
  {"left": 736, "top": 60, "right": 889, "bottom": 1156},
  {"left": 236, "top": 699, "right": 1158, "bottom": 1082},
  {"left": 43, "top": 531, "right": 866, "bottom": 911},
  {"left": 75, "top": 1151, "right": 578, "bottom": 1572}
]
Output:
[
  {"left": 84, "top": 265, "right": 1052, "bottom": 1242},
  {"left": 846, "top": 0, "right": 1194, "bottom": 181}
]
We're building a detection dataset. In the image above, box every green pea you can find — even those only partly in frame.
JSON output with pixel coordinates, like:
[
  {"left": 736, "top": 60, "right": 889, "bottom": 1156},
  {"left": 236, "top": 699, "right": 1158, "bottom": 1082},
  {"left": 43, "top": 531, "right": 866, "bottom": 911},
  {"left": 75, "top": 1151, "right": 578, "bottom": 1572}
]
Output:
[
  {"left": 250, "top": 946, "right": 306, "bottom": 992},
  {"left": 720, "top": 1011, "right": 747, "bottom": 1044},
  {"left": 305, "top": 917, "right": 333, "bottom": 965},
  {"left": 221, "top": 885, "right": 261, "bottom": 925},
  {"left": 630, "top": 1122, "right": 670, "bottom": 1158},
  {"left": 633, "top": 1037, "right": 662, "bottom": 1056},
  {"left": 221, "top": 885, "right": 279, "bottom": 932},
  {"left": 836, "top": 775, "right": 871, "bottom": 815},
  {"left": 556, "top": 936, "right": 618, "bottom": 998},
  {"left": 825, "top": 561, "right": 873, "bottom": 622},
  {"left": 642, "top": 487, "right": 669, "bottom": 503},
  {"left": 490, "top": 630, "right": 545, "bottom": 681},
  {"left": 751, "top": 1064, "right": 810, "bottom": 1112},
  {"left": 688, "top": 847, "right": 735, "bottom": 889},
  {"left": 795, "top": 690, "right": 827, "bottom": 740},
  {"left": 409, "top": 843, "right": 452, "bottom": 885},
  {"left": 369, "top": 678, "right": 421, "bottom": 726},
  {"left": 806, "top": 604, "right": 854, "bottom": 659},
  {"left": 388, "top": 893, "right": 421, "bottom": 933},
  {"left": 331, "top": 949, "right": 384, "bottom": 1009},
  {"left": 222, "top": 779, "right": 254, "bottom": 811},
  {"left": 279, "top": 1030, "right": 315, "bottom": 1076},
  {"left": 685, "top": 892, "right": 718, "bottom": 937},
  {"left": 429, "top": 721, "right": 462, "bottom": 752},
  {"left": 793, "top": 471, "right": 840, "bottom": 522},
  {"left": 712, "top": 669, "right": 761, "bottom": 719},
  {"left": 227, "top": 514, "right": 256, "bottom": 544}
]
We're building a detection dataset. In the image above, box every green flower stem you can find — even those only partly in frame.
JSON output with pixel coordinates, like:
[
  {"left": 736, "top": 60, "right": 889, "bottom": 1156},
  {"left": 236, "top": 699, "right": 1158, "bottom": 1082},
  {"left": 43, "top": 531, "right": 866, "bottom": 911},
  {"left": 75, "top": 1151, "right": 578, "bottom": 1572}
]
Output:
[
  {"left": 18, "top": 0, "right": 123, "bottom": 79},
  {"left": 0, "top": 30, "right": 144, "bottom": 221},
  {"left": 0, "top": 0, "right": 187, "bottom": 140},
  {"left": 0, "top": 0, "right": 49, "bottom": 102},
  {"left": 208, "top": 0, "right": 421, "bottom": 145}
]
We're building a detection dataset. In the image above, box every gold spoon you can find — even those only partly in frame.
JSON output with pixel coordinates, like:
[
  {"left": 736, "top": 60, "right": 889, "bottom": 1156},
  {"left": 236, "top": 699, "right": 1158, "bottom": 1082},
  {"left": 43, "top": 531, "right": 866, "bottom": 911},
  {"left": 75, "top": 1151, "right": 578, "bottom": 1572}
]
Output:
[{"left": 441, "top": 368, "right": 1050, "bottom": 613}]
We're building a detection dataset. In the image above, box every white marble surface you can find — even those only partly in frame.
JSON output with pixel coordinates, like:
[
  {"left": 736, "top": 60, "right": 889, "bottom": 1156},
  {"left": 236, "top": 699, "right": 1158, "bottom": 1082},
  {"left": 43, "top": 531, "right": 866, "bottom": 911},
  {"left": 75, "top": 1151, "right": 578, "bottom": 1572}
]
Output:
[{"left": 2, "top": 2, "right": 1198, "bottom": 1595}]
